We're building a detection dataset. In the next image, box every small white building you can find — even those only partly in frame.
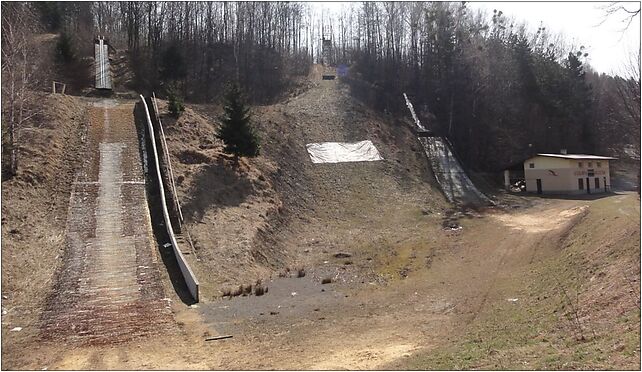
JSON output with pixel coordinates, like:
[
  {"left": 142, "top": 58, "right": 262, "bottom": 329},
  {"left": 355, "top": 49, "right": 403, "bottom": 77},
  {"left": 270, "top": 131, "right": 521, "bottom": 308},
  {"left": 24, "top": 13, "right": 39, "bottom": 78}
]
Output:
[{"left": 523, "top": 153, "right": 616, "bottom": 194}]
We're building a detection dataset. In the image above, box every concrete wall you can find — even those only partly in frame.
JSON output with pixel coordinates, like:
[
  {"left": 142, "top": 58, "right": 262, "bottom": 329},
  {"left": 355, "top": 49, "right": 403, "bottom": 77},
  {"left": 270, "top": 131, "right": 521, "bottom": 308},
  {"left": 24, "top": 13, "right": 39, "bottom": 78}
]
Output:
[
  {"left": 146, "top": 96, "right": 183, "bottom": 233},
  {"left": 140, "top": 96, "right": 200, "bottom": 302},
  {"left": 524, "top": 156, "right": 611, "bottom": 194}
]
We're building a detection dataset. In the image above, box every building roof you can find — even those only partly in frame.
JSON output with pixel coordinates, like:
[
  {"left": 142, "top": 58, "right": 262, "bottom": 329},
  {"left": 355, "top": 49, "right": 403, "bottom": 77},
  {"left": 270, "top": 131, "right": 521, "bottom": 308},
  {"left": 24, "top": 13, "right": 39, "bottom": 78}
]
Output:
[{"left": 534, "top": 153, "right": 617, "bottom": 160}]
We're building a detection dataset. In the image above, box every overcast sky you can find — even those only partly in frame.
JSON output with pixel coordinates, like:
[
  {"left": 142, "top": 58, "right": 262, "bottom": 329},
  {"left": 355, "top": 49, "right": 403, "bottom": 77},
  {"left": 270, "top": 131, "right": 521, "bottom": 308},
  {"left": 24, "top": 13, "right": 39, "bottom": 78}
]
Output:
[{"left": 311, "top": 1, "right": 640, "bottom": 76}]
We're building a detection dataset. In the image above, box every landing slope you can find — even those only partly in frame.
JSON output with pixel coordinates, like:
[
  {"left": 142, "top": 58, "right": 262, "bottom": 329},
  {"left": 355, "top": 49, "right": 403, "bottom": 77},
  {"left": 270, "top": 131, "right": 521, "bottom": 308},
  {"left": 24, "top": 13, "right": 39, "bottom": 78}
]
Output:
[
  {"left": 420, "top": 136, "right": 493, "bottom": 206},
  {"left": 254, "top": 66, "right": 449, "bottom": 276},
  {"left": 162, "top": 65, "right": 449, "bottom": 297},
  {"left": 39, "top": 100, "right": 173, "bottom": 344}
]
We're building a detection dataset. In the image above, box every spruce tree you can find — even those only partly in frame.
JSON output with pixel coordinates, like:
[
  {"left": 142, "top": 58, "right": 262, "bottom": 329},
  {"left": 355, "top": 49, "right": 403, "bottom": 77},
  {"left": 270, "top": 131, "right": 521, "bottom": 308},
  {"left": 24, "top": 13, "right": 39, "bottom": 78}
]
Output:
[
  {"left": 217, "top": 83, "right": 260, "bottom": 158},
  {"left": 167, "top": 88, "right": 185, "bottom": 118}
]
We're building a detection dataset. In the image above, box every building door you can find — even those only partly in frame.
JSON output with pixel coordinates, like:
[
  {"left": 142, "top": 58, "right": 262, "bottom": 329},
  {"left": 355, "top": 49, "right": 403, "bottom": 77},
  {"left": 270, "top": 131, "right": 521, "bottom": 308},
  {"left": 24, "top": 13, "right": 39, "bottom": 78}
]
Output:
[
  {"left": 536, "top": 179, "right": 542, "bottom": 194},
  {"left": 586, "top": 177, "right": 591, "bottom": 194},
  {"left": 604, "top": 177, "right": 607, "bottom": 192},
  {"left": 595, "top": 177, "right": 600, "bottom": 191}
]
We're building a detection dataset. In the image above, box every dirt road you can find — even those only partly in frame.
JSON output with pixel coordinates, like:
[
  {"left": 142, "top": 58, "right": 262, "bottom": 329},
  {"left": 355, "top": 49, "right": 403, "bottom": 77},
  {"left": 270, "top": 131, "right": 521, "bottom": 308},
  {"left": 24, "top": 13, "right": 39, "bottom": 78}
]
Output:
[{"left": 19, "top": 193, "right": 630, "bottom": 370}]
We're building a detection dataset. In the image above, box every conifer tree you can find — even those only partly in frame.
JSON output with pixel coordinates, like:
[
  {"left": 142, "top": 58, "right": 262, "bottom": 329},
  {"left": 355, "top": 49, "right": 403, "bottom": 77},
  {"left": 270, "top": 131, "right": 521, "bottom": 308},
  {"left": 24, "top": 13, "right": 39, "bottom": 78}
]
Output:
[
  {"left": 217, "top": 83, "right": 260, "bottom": 158},
  {"left": 167, "top": 88, "right": 184, "bottom": 118}
]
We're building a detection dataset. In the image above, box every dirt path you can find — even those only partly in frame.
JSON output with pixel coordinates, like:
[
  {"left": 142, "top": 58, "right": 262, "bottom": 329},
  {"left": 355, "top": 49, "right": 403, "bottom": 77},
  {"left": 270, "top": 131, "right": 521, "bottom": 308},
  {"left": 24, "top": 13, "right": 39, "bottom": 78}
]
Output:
[
  {"left": 39, "top": 99, "right": 173, "bottom": 345},
  {"left": 24, "top": 195, "right": 612, "bottom": 370},
  {"left": 131, "top": 198, "right": 594, "bottom": 371}
]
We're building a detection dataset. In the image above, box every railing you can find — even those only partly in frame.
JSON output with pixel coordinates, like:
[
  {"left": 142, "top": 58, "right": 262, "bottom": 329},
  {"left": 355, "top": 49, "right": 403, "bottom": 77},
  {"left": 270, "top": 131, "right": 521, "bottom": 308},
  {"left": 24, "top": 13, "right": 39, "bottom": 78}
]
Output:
[{"left": 139, "top": 95, "right": 199, "bottom": 302}]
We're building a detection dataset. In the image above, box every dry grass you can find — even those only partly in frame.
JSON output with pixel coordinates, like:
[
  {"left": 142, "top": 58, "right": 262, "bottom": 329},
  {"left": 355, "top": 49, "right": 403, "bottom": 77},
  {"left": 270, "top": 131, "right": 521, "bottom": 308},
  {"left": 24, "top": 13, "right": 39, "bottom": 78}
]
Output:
[
  {"left": 154, "top": 100, "right": 282, "bottom": 299},
  {"left": 1, "top": 93, "right": 88, "bottom": 367},
  {"left": 388, "top": 193, "right": 641, "bottom": 370}
]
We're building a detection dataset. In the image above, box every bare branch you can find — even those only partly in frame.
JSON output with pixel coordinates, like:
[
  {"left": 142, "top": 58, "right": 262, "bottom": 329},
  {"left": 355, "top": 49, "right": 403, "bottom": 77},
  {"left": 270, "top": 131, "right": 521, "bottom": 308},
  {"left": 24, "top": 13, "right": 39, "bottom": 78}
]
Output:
[{"left": 597, "top": 2, "right": 641, "bottom": 32}]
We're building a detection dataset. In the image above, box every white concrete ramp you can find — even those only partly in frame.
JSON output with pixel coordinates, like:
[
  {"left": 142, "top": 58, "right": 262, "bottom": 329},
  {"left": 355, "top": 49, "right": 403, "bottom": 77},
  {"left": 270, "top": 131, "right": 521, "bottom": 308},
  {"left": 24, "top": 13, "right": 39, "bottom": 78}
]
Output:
[{"left": 419, "top": 136, "right": 492, "bottom": 206}]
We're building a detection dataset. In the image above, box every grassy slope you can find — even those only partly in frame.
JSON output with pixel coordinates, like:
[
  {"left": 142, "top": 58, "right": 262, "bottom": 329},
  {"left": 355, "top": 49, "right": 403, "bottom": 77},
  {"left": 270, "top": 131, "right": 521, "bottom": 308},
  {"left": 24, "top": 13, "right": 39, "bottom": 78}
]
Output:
[{"left": 390, "top": 193, "right": 640, "bottom": 370}]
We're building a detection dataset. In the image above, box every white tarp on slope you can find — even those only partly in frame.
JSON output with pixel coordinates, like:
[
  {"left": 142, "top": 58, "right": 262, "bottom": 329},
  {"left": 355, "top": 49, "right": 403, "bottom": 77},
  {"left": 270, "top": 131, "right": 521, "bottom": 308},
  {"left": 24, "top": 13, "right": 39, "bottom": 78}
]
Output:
[{"left": 306, "top": 140, "right": 383, "bottom": 164}]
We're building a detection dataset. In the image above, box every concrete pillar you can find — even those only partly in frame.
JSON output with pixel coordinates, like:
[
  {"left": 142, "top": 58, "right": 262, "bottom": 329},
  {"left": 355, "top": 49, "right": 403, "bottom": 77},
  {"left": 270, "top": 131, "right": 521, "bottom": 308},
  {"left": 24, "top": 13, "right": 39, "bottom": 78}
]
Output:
[{"left": 504, "top": 170, "right": 511, "bottom": 190}]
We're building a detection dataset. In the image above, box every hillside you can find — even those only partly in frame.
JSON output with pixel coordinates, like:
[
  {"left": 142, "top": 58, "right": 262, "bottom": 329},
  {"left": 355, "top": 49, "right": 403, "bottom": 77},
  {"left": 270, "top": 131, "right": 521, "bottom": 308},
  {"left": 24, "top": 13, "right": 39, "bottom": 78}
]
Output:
[
  {"left": 155, "top": 64, "right": 448, "bottom": 299},
  {"left": 1, "top": 94, "right": 88, "bottom": 365},
  {"left": 389, "top": 193, "right": 640, "bottom": 370},
  {"left": 1, "top": 61, "right": 639, "bottom": 370}
]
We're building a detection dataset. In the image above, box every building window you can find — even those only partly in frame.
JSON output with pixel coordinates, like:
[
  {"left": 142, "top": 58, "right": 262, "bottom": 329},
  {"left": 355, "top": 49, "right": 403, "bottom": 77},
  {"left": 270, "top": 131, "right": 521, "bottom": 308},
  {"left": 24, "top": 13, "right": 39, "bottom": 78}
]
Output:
[
  {"left": 578, "top": 178, "right": 584, "bottom": 190},
  {"left": 595, "top": 177, "right": 600, "bottom": 189},
  {"left": 578, "top": 162, "right": 583, "bottom": 168},
  {"left": 597, "top": 162, "right": 601, "bottom": 167},
  {"left": 529, "top": 163, "right": 535, "bottom": 168},
  {"left": 588, "top": 162, "right": 593, "bottom": 167}
]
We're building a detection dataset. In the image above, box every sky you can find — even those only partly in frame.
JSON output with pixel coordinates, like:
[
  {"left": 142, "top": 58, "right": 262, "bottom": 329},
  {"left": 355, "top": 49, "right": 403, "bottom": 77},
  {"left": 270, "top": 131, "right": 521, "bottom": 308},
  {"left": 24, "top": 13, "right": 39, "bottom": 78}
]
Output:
[{"left": 310, "top": 1, "right": 640, "bottom": 76}]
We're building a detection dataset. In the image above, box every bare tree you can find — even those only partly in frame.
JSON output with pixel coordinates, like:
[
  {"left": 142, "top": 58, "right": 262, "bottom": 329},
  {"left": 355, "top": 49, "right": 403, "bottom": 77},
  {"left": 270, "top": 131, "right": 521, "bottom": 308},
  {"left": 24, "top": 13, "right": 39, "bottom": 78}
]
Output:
[
  {"left": 600, "top": 2, "right": 641, "bottom": 31},
  {"left": 616, "top": 48, "right": 641, "bottom": 126},
  {"left": 1, "top": 2, "right": 41, "bottom": 177}
]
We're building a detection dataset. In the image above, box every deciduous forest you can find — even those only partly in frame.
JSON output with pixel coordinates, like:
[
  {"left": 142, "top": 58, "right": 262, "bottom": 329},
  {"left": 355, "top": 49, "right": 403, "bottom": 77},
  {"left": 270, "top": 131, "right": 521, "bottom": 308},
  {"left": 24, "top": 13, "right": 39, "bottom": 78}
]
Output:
[{"left": 3, "top": 1, "right": 640, "bottom": 173}]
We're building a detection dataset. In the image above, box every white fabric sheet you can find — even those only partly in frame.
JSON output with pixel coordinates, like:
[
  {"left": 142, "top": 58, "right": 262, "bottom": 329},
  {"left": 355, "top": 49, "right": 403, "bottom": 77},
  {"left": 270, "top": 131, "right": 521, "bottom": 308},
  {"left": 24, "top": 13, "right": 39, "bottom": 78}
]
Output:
[{"left": 306, "top": 140, "right": 383, "bottom": 164}]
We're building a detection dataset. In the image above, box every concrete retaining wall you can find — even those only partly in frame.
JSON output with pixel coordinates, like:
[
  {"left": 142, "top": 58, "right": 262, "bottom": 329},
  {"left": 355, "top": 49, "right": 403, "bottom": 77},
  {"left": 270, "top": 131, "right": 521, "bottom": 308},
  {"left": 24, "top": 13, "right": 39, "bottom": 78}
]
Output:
[
  {"left": 139, "top": 95, "right": 199, "bottom": 302},
  {"left": 145, "top": 96, "right": 183, "bottom": 232}
]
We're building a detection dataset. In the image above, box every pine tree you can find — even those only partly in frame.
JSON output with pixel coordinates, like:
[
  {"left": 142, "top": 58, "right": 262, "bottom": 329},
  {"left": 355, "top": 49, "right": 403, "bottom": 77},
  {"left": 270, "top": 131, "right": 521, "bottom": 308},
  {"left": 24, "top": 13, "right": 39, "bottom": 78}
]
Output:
[
  {"left": 167, "top": 88, "right": 185, "bottom": 118},
  {"left": 565, "top": 52, "right": 595, "bottom": 152},
  {"left": 217, "top": 83, "right": 260, "bottom": 158}
]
